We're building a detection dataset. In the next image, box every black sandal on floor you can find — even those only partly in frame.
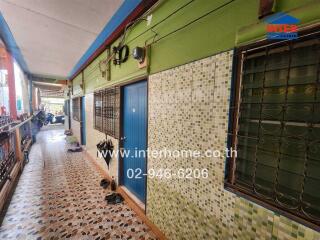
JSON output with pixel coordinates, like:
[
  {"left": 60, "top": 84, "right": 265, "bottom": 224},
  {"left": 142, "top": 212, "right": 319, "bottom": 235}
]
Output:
[
  {"left": 100, "top": 179, "right": 110, "bottom": 189},
  {"left": 105, "top": 193, "right": 116, "bottom": 202},
  {"left": 105, "top": 193, "right": 123, "bottom": 204}
]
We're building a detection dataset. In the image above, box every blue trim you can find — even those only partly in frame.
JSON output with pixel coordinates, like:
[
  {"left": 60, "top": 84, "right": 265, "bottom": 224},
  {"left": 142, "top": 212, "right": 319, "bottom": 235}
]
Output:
[
  {"left": 0, "top": 13, "right": 29, "bottom": 73},
  {"left": 69, "top": 0, "right": 142, "bottom": 78},
  {"left": 264, "top": 12, "right": 300, "bottom": 24}
]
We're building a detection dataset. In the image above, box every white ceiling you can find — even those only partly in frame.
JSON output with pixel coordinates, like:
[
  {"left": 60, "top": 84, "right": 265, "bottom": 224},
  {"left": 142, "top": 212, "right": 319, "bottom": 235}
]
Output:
[{"left": 0, "top": 0, "right": 123, "bottom": 78}]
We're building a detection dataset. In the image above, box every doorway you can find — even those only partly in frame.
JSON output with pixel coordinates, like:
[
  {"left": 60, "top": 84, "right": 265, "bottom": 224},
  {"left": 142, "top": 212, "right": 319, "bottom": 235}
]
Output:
[{"left": 121, "top": 80, "right": 147, "bottom": 203}]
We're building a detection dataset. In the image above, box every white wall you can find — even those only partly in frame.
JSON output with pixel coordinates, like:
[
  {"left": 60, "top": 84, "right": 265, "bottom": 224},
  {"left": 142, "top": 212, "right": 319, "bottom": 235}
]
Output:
[
  {"left": 14, "top": 61, "right": 30, "bottom": 115},
  {"left": 70, "top": 93, "right": 119, "bottom": 182},
  {"left": 85, "top": 93, "right": 119, "bottom": 182},
  {"left": 71, "top": 118, "right": 81, "bottom": 143}
]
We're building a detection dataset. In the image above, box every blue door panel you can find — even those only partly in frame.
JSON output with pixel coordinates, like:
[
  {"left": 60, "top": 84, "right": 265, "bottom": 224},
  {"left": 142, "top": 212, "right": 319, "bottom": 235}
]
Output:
[{"left": 122, "top": 81, "right": 147, "bottom": 202}]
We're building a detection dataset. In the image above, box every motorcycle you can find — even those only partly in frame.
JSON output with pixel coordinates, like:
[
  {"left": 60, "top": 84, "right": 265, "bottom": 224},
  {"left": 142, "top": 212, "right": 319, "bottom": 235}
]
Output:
[{"left": 45, "top": 113, "right": 65, "bottom": 125}]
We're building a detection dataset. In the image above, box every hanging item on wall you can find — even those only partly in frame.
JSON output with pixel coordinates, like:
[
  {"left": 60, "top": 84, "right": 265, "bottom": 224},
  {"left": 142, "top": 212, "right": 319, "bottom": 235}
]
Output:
[
  {"left": 132, "top": 47, "right": 145, "bottom": 64},
  {"left": 99, "top": 61, "right": 108, "bottom": 78},
  {"left": 112, "top": 45, "right": 129, "bottom": 65},
  {"left": 96, "top": 139, "right": 114, "bottom": 168},
  {"left": 132, "top": 46, "right": 149, "bottom": 69},
  {"left": 258, "top": 0, "right": 276, "bottom": 19},
  {"left": 98, "top": 47, "right": 111, "bottom": 80}
]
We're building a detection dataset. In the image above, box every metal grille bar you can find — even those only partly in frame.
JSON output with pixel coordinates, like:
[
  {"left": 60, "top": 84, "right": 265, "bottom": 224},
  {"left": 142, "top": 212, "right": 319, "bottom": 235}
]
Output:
[
  {"left": 72, "top": 97, "right": 81, "bottom": 121},
  {"left": 94, "top": 86, "right": 120, "bottom": 138},
  {"left": 229, "top": 35, "right": 320, "bottom": 227},
  {"left": 0, "top": 133, "right": 16, "bottom": 191},
  {"left": 94, "top": 92, "right": 103, "bottom": 131}
]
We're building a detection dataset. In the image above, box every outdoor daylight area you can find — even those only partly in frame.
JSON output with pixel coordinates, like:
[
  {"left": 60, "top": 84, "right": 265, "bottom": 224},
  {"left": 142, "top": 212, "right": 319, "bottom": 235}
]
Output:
[{"left": 0, "top": 0, "right": 319, "bottom": 239}]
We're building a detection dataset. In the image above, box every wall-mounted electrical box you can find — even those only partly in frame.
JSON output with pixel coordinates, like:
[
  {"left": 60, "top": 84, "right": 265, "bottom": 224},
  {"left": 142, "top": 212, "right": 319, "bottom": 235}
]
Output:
[{"left": 132, "top": 46, "right": 148, "bottom": 69}]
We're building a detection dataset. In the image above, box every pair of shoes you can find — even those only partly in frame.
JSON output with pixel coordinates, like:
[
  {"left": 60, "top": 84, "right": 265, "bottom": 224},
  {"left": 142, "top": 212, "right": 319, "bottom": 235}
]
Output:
[
  {"left": 105, "top": 192, "right": 116, "bottom": 201},
  {"left": 105, "top": 193, "right": 124, "bottom": 204},
  {"left": 64, "top": 130, "right": 72, "bottom": 136},
  {"left": 100, "top": 179, "right": 110, "bottom": 189},
  {"left": 67, "top": 147, "right": 82, "bottom": 152}
]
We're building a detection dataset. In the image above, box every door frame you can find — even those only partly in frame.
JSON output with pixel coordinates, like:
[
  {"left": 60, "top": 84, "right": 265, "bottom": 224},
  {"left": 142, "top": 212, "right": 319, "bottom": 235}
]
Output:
[
  {"left": 80, "top": 96, "right": 86, "bottom": 145},
  {"left": 68, "top": 99, "right": 71, "bottom": 130},
  {"left": 118, "top": 78, "right": 149, "bottom": 208}
]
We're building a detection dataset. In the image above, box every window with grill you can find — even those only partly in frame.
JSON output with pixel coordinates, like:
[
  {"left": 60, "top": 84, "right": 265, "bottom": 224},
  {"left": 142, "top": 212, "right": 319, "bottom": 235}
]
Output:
[
  {"left": 64, "top": 100, "right": 70, "bottom": 116},
  {"left": 94, "top": 91, "right": 102, "bottom": 131},
  {"left": 72, "top": 97, "right": 81, "bottom": 121},
  {"left": 227, "top": 34, "right": 320, "bottom": 229},
  {"left": 93, "top": 86, "right": 120, "bottom": 138}
]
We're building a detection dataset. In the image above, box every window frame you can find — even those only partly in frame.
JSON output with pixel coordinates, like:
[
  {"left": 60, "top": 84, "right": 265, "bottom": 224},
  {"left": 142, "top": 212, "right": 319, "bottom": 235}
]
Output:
[
  {"left": 225, "top": 28, "right": 320, "bottom": 231},
  {"left": 72, "top": 97, "right": 81, "bottom": 122},
  {"left": 93, "top": 91, "right": 103, "bottom": 131},
  {"left": 93, "top": 86, "right": 120, "bottom": 139},
  {"left": 64, "top": 99, "right": 70, "bottom": 116}
]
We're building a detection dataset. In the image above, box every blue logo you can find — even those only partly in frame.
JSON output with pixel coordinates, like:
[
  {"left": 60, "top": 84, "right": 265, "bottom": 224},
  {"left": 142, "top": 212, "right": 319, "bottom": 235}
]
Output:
[{"left": 265, "top": 12, "right": 299, "bottom": 40}]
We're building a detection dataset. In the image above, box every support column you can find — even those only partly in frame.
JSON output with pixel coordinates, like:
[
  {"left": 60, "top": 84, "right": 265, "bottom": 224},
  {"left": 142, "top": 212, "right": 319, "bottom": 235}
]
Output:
[
  {"left": 5, "top": 52, "right": 17, "bottom": 119},
  {"left": 29, "top": 76, "right": 33, "bottom": 114}
]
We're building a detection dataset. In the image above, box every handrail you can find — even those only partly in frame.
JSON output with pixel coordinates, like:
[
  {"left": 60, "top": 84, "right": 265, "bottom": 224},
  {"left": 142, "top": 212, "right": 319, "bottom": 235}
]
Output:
[{"left": 8, "top": 117, "right": 33, "bottom": 132}]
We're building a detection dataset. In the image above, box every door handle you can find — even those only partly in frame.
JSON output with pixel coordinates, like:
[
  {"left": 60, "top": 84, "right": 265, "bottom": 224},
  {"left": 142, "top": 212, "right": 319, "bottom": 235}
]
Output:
[{"left": 120, "top": 136, "right": 126, "bottom": 141}]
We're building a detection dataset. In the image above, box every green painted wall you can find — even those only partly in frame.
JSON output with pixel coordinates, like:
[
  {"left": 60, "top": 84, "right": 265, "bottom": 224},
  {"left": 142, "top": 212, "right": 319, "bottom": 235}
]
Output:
[
  {"left": 237, "top": 0, "right": 320, "bottom": 45},
  {"left": 72, "top": 72, "right": 83, "bottom": 96},
  {"left": 74, "top": 0, "right": 319, "bottom": 93},
  {"left": 83, "top": 49, "right": 110, "bottom": 93}
]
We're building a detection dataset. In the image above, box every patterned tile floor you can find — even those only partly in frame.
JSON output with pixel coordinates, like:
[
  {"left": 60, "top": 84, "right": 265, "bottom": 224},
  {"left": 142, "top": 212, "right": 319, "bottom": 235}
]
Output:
[{"left": 0, "top": 125, "right": 156, "bottom": 240}]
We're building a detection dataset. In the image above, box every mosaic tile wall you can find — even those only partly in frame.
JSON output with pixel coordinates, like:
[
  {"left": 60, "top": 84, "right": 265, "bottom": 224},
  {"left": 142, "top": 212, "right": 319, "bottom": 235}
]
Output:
[
  {"left": 84, "top": 93, "right": 119, "bottom": 182},
  {"left": 147, "top": 50, "right": 320, "bottom": 239}
]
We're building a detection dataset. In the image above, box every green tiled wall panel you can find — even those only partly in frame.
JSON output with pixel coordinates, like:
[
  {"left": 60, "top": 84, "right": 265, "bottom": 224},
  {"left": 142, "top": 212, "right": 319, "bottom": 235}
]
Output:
[{"left": 147, "top": 50, "right": 320, "bottom": 239}]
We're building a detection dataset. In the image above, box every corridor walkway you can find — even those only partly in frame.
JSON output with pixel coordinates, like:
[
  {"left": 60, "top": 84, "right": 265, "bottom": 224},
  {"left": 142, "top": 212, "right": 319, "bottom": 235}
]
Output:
[{"left": 0, "top": 125, "right": 156, "bottom": 240}]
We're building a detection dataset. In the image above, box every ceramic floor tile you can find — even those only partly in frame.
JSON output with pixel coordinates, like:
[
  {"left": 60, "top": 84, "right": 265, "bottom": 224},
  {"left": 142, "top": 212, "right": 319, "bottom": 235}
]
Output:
[{"left": 0, "top": 125, "right": 156, "bottom": 240}]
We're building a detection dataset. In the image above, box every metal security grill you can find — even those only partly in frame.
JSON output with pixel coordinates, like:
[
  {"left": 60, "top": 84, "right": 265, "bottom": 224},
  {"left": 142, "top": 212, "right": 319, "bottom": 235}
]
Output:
[
  {"left": 72, "top": 97, "right": 81, "bottom": 121},
  {"left": 64, "top": 100, "right": 70, "bottom": 116},
  {"left": 94, "top": 92, "right": 103, "bottom": 131},
  {"left": 0, "top": 133, "right": 16, "bottom": 191},
  {"left": 94, "top": 86, "right": 120, "bottom": 138},
  {"left": 228, "top": 34, "right": 320, "bottom": 227}
]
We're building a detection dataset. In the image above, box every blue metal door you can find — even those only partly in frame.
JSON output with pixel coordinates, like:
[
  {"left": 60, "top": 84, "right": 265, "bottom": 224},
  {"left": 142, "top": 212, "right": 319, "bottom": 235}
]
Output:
[{"left": 122, "top": 81, "right": 147, "bottom": 203}]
